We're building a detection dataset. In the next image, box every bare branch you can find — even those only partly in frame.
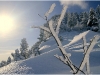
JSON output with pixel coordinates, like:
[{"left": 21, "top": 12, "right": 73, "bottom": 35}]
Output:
[{"left": 38, "top": 14, "right": 46, "bottom": 20}]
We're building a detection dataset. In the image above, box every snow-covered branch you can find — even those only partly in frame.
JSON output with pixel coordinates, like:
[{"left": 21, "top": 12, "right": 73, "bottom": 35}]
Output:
[
  {"left": 49, "top": 20, "right": 77, "bottom": 74},
  {"left": 31, "top": 25, "right": 51, "bottom": 33},
  {"left": 82, "top": 36, "right": 90, "bottom": 74},
  {"left": 77, "top": 35, "right": 100, "bottom": 74},
  {"left": 31, "top": 3, "right": 100, "bottom": 74},
  {"left": 56, "top": 5, "right": 67, "bottom": 35},
  {"left": 45, "top": 3, "right": 56, "bottom": 20}
]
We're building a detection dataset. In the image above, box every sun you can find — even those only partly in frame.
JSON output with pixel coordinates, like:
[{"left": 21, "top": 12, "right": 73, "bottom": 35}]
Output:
[{"left": 0, "top": 15, "right": 14, "bottom": 34}]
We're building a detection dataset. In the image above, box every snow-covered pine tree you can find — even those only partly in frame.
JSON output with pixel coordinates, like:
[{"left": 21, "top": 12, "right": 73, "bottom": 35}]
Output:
[
  {"left": 74, "top": 12, "right": 79, "bottom": 21},
  {"left": 72, "top": 13, "right": 78, "bottom": 29},
  {"left": 28, "top": 49, "right": 33, "bottom": 57},
  {"left": 67, "top": 13, "right": 77, "bottom": 31},
  {"left": 15, "top": 49, "right": 21, "bottom": 61},
  {"left": 91, "top": 16, "right": 99, "bottom": 32},
  {"left": 79, "top": 12, "right": 84, "bottom": 22},
  {"left": 87, "top": 8, "right": 99, "bottom": 32},
  {"left": 20, "top": 38, "right": 29, "bottom": 59},
  {"left": 96, "top": 5, "right": 100, "bottom": 31},
  {"left": 38, "top": 29, "right": 45, "bottom": 42},
  {"left": 31, "top": 41, "right": 40, "bottom": 56},
  {"left": 7, "top": 57, "right": 11, "bottom": 65},
  {"left": 11, "top": 53, "right": 14, "bottom": 59},
  {"left": 0, "top": 61, "right": 7, "bottom": 67},
  {"left": 38, "top": 26, "right": 51, "bottom": 42},
  {"left": 43, "top": 30, "right": 50, "bottom": 42},
  {"left": 96, "top": 5, "right": 100, "bottom": 19},
  {"left": 0, "top": 63, "right": 1, "bottom": 68},
  {"left": 81, "top": 12, "right": 88, "bottom": 30},
  {"left": 66, "top": 12, "right": 71, "bottom": 31},
  {"left": 11, "top": 49, "right": 25, "bottom": 61},
  {"left": 89, "top": 8, "right": 95, "bottom": 21},
  {"left": 67, "top": 12, "right": 72, "bottom": 31},
  {"left": 74, "top": 21, "right": 81, "bottom": 31}
]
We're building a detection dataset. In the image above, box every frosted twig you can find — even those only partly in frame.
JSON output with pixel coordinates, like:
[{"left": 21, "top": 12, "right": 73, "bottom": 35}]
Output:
[
  {"left": 56, "top": 5, "right": 67, "bottom": 35},
  {"left": 31, "top": 25, "right": 51, "bottom": 33},
  {"left": 49, "top": 20, "right": 77, "bottom": 74},
  {"left": 45, "top": 3, "right": 56, "bottom": 19},
  {"left": 77, "top": 35, "right": 100, "bottom": 74},
  {"left": 82, "top": 36, "right": 90, "bottom": 75}
]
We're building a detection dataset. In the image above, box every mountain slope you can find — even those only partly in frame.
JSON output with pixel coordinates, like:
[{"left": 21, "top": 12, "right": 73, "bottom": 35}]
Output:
[{"left": 0, "top": 30, "right": 100, "bottom": 74}]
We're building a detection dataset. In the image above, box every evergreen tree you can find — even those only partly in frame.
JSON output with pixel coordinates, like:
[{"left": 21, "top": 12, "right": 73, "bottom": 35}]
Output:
[
  {"left": 67, "top": 13, "right": 77, "bottom": 31},
  {"left": 96, "top": 5, "right": 100, "bottom": 19},
  {"left": 31, "top": 41, "right": 40, "bottom": 56},
  {"left": 74, "top": 21, "right": 81, "bottom": 31},
  {"left": 43, "top": 30, "right": 50, "bottom": 42},
  {"left": 79, "top": 12, "right": 84, "bottom": 22},
  {"left": 0, "top": 63, "right": 2, "bottom": 68},
  {"left": 74, "top": 12, "right": 79, "bottom": 21},
  {"left": 38, "top": 29, "right": 51, "bottom": 42},
  {"left": 60, "top": 13, "right": 67, "bottom": 32},
  {"left": 14, "top": 49, "right": 21, "bottom": 61},
  {"left": 89, "top": 8, "right": 95, "bottom": 20},
  {"left": 81, "top": 12, "right": 88, "bottom": 30},
  {"left": 28, "top": 49, "right": 33, "bottom": 57},
  {"left": 20, "top": 38, "right": 29, "bottom": 59},
  {"left": 67, "top": 12, "right": 72, "bottom": 31},
  {"left": 87, "top": 8, "right": 99, "bottom": 32},
  {"left": 72, "top": 13, "right": 78, "bottom": 29},
  {"left": 1, "top": 61, "right": 7, "bottom": 67},
  {"left": 11, "top": 49, "right": 25, "bottom": 61},
  {"left": 7, "top": 57, "right": 11, "bottom": 64},
  {"left": 38, "top": 29, "right": 44, "bottom": 42}
]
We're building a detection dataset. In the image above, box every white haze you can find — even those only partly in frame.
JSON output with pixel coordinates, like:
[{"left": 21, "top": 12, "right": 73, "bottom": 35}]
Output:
[{"left": 59, "top": 0, "right": 88, "bottom": 9}]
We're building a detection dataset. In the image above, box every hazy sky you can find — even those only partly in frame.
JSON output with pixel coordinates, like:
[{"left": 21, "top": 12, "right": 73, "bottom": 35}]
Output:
[{"left": 0, "top": 1, "right": 100, "bottom": 62}]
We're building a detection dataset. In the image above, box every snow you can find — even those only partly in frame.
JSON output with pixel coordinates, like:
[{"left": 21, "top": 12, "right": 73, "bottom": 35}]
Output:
[
  {"left": 66, "top": 30, "right": 89, "bottom": 47},
  {"left": 39, "top": 45, "right": 50, "bottom": 51},
  {"left": 0, "top": 30, "right": 100, "bottom": 74}
]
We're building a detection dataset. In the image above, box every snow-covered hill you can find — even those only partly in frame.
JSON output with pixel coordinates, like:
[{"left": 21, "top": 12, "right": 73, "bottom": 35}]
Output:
[{"left": 0, "top": 30, "right": 100, "bottom": 74}]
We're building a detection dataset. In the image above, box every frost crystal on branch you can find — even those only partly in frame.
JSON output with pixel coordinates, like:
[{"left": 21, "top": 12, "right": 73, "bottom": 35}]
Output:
[
  {"left": 49, "top": 20, "right": 77, "bottom": 73},
  {"left": 77, "top": 35, "right": 100, "bottom": 74},
  {"left": 31, "top": 25, "right": 50, "bottom": 33},
  {"left": 45, "top": 3, "right": 56, "bottom": 19},
  {"left": 56, "top": 5, "right": 67, "bottom": 35}
]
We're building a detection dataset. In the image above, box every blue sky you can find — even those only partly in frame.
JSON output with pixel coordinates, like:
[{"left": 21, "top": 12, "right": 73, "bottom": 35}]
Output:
[{"left": 0, "top": 1, "right": 100, "bottom": 62}]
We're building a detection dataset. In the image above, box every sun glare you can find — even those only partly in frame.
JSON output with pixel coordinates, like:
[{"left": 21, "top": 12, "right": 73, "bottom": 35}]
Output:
[{"left": 0, "top": 15, "right": 14, "bottom": 34}]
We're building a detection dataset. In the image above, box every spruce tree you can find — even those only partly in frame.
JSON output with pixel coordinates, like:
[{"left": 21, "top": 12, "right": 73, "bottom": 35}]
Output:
[
  {"left": 1, "top": 61, "right": 7, "bottom": 67},
  {"left": 20, "top": 38, "right": 29, "bottom": 59},
  {"left": 81, "top": 12, "right": 88, "bottom": 30},
  {"left": 31, "top": 41, "right": 40, "bottom": 56},
  {"left": 7, "top": 57, "right": 11, "bottom": 64},
  {"left": 96, "top": 5, "right": 100, "bottom": 19}
]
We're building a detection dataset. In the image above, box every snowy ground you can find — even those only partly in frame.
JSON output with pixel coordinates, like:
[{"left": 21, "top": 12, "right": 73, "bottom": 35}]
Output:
[{"left": 0, "top": 30, "right": 100, "bottom": 74}]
